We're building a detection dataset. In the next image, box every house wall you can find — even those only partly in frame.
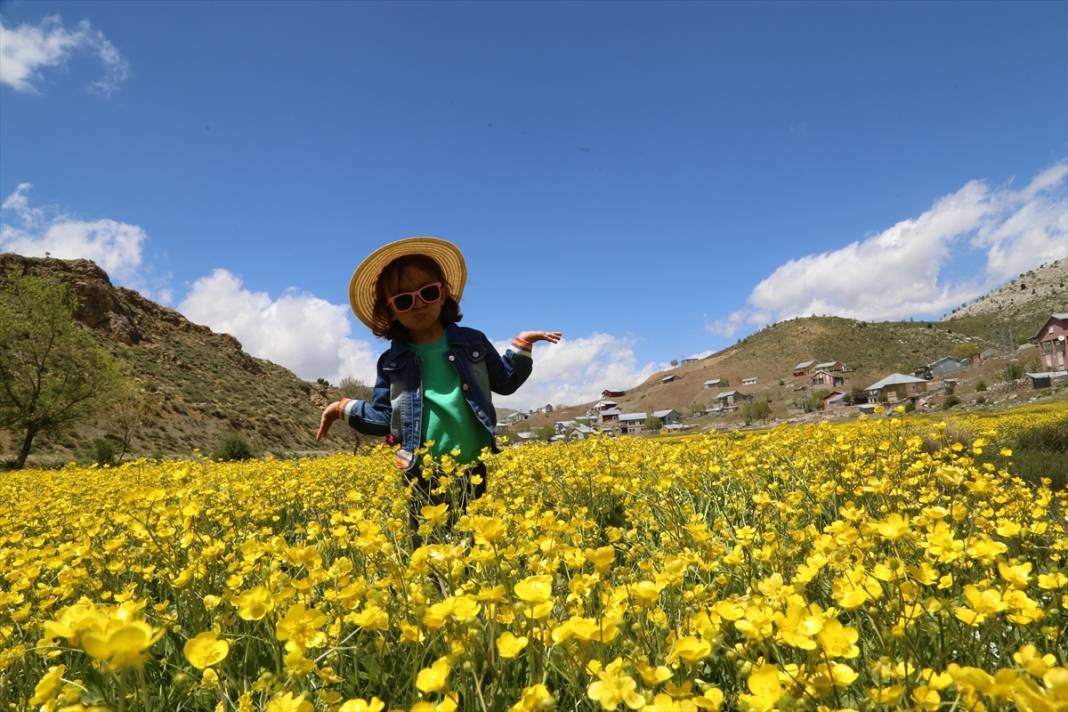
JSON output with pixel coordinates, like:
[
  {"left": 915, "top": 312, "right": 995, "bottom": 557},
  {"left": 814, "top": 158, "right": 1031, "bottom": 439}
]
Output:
[{"left": 1038, "top": 319, "right": 1068, "bottom": 370}]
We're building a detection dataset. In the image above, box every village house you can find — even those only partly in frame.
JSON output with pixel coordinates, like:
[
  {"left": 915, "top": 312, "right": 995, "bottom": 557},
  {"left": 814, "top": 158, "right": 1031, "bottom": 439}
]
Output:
[
  {"left": 811, "top": 370, "right": 845, "bottom": 387},
  {"left": 618, "top": 412, "right": 647, "bottom": 435},
  {"left": 814, "top": 360, "right": 845, "bottom": 372},
  {"left": 1033, "top": 313, "right": 1068, "bottom": 371},
  {"left": 741, "top": 376, "right": 758, "bottom": 386},
  {"left": 1025, "top": 371, "right": 1068, "bottom": 389},
  {"left": 703, "top": 378, "right": 722, "bottom": 389},
  {"left": 823, "top": 391, "right": 847, "bottom": 411},
  {"left": 714, "top": 390, "right": 752, "bottom": 410},
  {"left": 793, "top": 360, "right": 816, "bottom": 377},
  {"left": 601, "top": 389, "right": 627, "bottom": 398},
  {"left": 499, "top": 411, "right": 529, "bottom": 426},
  {"left": 652, "top": 409, "right": 683, "bottom": 426},
  {"left": 680, "top": 357, "right": 699, "bottom": 366},
  {"left": 865, "top": 373, "right": 929, "bottom": 402},
  {"left": 914, "top": 356, "right": 970, "bottom": 380},
  {"left": 598, "top": 408, "right": 621, "bottom": 429},
  {"left": 660, "top": 374, "right": 679, "bottom": 384}
]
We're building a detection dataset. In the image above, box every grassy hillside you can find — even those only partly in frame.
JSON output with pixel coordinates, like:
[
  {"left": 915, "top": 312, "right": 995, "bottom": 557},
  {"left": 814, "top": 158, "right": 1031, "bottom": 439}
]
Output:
[
  {"left": 520, "top": 315, "right": 1011, "bottom": 431},
  {"left": 1, "top": 254, "right": 351, "bottom": 465},
  {"left": 942, "top": 258, "right": 1067, "bottom": 345}
]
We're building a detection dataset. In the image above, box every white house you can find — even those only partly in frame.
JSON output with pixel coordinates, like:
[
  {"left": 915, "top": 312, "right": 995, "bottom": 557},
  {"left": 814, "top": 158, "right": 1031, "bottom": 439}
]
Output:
[{"left": 618, "top": 412, "right": 647, "bottom": 435}]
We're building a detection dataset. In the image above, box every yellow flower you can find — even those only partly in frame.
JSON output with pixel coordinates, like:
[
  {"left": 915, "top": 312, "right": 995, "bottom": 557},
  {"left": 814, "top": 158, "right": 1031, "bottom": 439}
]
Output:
[
  {"left": 497, "top": 631, "right": 529, "bottom": 658},
  {"left": 693, "top": 687, "right": 724, "bottom": 710},
  {"left": 668, "top": 636, "right": 711, "bottom": 664},
  {"left": 351, "top": 603, "right": 390, "bottom": 631},
  {"left": 265, "top": 692, "right": 314, "bottom": 712},
  {"left": 184, "top": 631, "right": 230, "bottom": 669},
  {"left": 29, "top": 665, "right": 65, "bottom": 706},
  {"left": 587, "top": 658, "right": 645, "bottom": 710},
  {"left": 508, "top": 684, "right": 556, "bottom": 712},
  {"left": 420, "top": 503, "right": 450, "bottom": 528},
  {"left": 275, "top": 602, "right": 328, "bottom": 652},
  {"left": 585, "top": 546, "right": 616, "bottom": 573},
  {"left": 81, "top": 620, "right": 158, "bottom": 670},
  {"left": 234, "top": 586, "right": 275, "bottom": 621},
  {"left": 737, "top": 663, "right": 783, "bottom": 712},
  {"left": 339, "top": 698, "right": 385, "bottom": 712},
  {"left": 514, "top": 574, "right": 554, "bottom": 604},
  {"left": 911, "top": 686, "right": 940, "bottom": 711},
  {"left": 416, "top": 656, "right": 452, "bottom": 693}
]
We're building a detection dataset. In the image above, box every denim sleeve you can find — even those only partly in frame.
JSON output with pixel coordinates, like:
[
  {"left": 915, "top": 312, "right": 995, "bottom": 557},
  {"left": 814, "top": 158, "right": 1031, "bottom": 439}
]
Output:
[
  {"left": 484, "top": 334, "right": 533, "bottom": 396},
  {"left": 344, "top": 368, "right": 391, "bottom": 436}
]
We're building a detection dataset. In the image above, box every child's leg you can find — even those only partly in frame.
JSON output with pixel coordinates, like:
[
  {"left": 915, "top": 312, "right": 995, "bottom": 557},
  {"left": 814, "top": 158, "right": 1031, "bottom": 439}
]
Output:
[{"left": 405, "top": 465, "right": 431, "bottom": 549}]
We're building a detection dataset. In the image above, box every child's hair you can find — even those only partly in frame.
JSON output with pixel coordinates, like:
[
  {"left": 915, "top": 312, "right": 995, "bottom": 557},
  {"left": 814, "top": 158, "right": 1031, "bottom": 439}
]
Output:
[{"left": 372, "top": 254, "right": 463, "bottom": 340}]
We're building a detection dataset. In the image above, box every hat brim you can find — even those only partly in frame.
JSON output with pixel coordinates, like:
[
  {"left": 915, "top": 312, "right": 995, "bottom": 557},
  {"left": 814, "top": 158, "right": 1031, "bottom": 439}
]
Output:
[{"left": 349, "top": 236, "right": 467, "bottom": 331}]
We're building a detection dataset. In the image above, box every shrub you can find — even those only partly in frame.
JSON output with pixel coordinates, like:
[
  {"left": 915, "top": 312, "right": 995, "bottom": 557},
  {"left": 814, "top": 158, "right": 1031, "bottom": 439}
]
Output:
[
  {"left": 1005, "top": 363, "right": 1024, "bottom": 381},
  {"left": 943, "top": 395, "right": 961, "bottom": 410},
  {"left": 213, "top": 433, "right": 254, "bottom": 461},
  {"left": 91, "top": 438, "right": 116, "bottom": 466},
  {"left": 976, "top": 396, "right": 987, "bottom": 405},
  {"left": 976, "top": 380, "right": 987, "bottom": 392}
]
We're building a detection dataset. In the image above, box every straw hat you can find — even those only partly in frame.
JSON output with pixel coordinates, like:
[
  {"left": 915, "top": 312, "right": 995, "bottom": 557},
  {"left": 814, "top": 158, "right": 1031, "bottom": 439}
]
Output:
[{"left": 348, "top": 236, "right": 467, "bottom": 331}]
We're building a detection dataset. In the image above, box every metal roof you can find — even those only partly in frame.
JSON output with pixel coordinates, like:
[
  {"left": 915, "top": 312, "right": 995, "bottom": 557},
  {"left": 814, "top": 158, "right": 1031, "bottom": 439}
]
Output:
[
  {"left": 599, "top": 408, "right": 621, "bottom": 416},
  {"left": 1025, "top": 371, "right": 1068, "bottom": 379},
  {"left": 703, "top": 378, "right": 722, "bottom": 385},
  {"left": 865, "top": 373, "right": 928, "bottom": 390},
  {"left": 794, "top": 360, "right": 815, "bottom": 369},
  {"left": 715, "top": 390, "right": 738, "bottom": 398},
  {"left": 653, "top": 409, "right": 678, "bottom": 418},
  {"left": 814, "top": 361, "right": 840, "bottom": 369},
  {"left": 618, "top": 412, "right": 647, "bottom": 422}
]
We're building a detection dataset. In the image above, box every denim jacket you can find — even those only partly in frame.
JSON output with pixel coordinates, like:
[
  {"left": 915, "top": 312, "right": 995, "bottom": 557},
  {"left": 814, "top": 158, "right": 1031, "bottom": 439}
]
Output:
[{"left": 343, "top": 324, "right": 533, "bottom": 470}]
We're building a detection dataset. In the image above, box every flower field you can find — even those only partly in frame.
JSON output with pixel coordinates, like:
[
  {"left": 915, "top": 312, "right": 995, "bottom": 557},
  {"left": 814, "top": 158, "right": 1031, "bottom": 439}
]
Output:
[{"left": 2, "top": 404, "right": 1067, "bottom": 711}]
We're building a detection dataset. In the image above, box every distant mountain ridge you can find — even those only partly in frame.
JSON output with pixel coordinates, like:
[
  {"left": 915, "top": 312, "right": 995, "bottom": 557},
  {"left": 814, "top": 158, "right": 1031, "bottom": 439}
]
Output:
[{"left": 0, "top": 253, "right": 340, "bottom": 464}]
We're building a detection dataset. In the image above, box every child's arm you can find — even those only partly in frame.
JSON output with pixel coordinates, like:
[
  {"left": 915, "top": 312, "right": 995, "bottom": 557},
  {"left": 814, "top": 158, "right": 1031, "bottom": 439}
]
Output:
[
  {"left": 315, "top": 372, "right": 392, "bottom": 440},
  {"left": 484, "top": 331, "right": 561, "bottom": 395}
]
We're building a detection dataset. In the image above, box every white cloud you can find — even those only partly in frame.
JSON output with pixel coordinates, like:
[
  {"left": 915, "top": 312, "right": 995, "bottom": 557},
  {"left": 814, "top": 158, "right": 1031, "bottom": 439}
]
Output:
[
  {"left": 708, "top": 160, "right": 1068, "bottom": 333},
  {"left": 178, "top": 269, "right": 379, "bottom": 386},
  {"left": 1, "top": 183, "right": 148, "bottom": 284},
  {"left": 490, "top": 333, "right": 665, "bottom": 410},
  {"left": 0, "top": 14, "right": 128, "bottom": 95}
]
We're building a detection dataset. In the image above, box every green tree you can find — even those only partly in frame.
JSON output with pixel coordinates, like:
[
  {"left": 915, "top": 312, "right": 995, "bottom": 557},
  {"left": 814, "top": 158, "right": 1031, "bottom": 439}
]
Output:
[
  {"left": 809, "top": 388, "right": 832, "bottom": 412},
  {"left": 535, "top": 425, "right": 556, "bottom": 441},
  {"left": 742, "top": 399, "right": 772, "bottom": 425},
  {"left": 0, "top": 274, "right": 125, "bottom": 469},
  {"left": 951, "top": 342, "right": 980, "bottom": 362},
  {"left": 645, "top": 415, "right": 663, "bottom": 432}
]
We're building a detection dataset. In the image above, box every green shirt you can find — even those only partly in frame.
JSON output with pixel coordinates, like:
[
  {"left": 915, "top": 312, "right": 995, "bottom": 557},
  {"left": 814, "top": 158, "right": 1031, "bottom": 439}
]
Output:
[{"left": 409, "top": 334, "right": 493, "bottom": 465}]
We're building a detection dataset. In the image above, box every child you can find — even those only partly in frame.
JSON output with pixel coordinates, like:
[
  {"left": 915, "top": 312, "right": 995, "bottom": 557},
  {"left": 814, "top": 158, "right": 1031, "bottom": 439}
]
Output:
[{"left": 315, "top": 236, "right": 560, "bottom": 546}]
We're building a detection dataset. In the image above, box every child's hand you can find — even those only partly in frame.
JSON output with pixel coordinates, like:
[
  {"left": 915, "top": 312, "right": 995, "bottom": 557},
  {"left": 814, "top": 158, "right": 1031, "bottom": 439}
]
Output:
[
  {"left": 517, "top": 331, "right": 562, "bottom": 344},
  {"left": 315, "top": 400, "right": 345, "bottom": 441}
]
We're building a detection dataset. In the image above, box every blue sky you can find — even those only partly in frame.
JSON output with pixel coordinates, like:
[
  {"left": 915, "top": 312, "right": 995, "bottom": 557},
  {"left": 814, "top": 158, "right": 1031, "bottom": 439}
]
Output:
[{"left": 2, "top": 0, "right": 1066, "bottom": 408}]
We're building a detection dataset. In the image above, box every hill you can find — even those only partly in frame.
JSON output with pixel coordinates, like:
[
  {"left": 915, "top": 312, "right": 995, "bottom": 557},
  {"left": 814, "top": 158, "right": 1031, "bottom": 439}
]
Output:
[
  {"left": 942, "top": 258, "right": 1067, "bottom": 346},
  {"left": 521, "top": 263, "right": 1067, "bottom": 431},
  {"left": 1, "top": 254, "right": 346, "bottom": 465}
]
